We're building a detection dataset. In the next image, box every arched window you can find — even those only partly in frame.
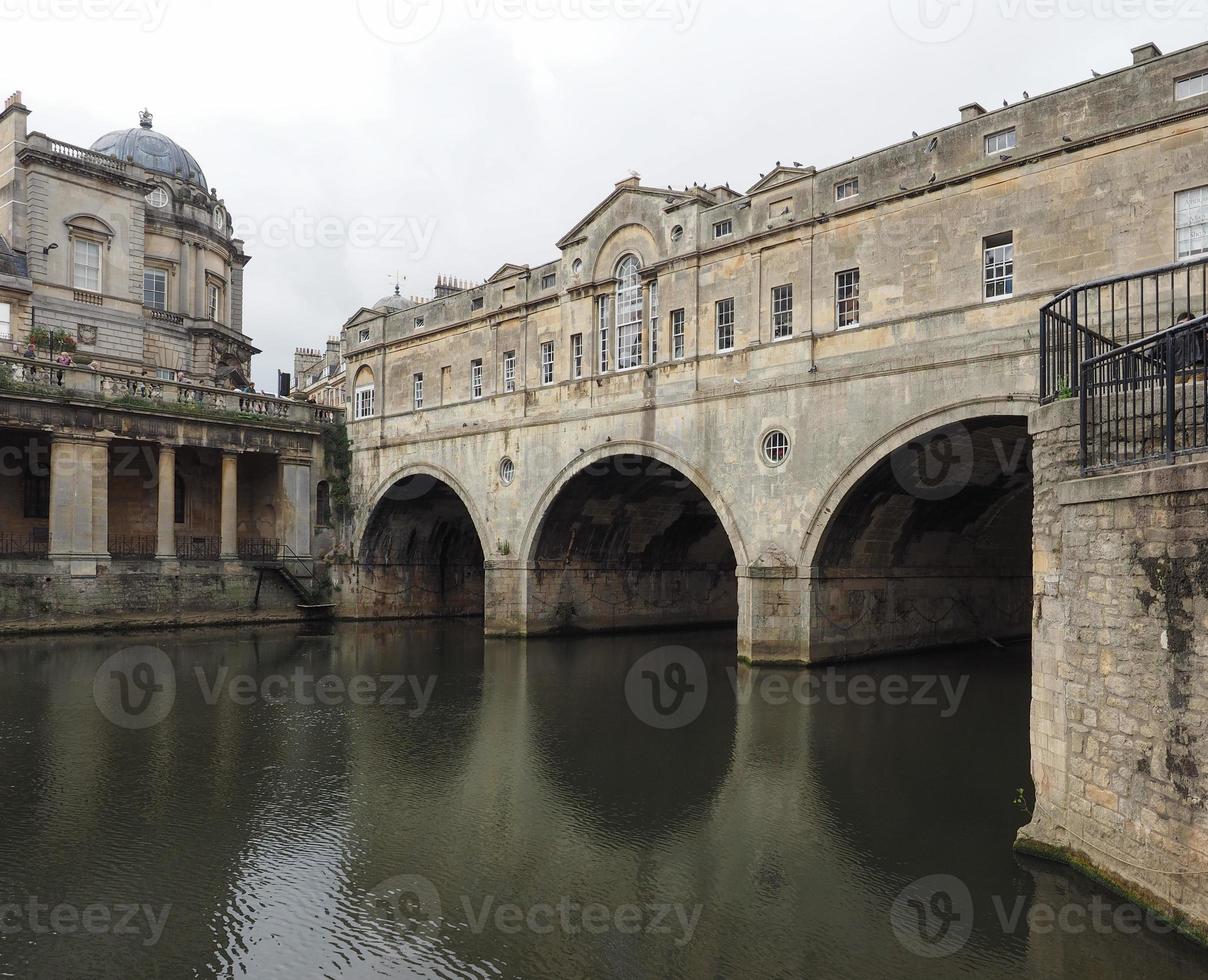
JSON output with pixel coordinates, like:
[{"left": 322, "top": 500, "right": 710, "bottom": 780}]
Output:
[
  {"left": 316, "top": 481, "right": 331, "bottom": 526},
  {"left": 353, "top": 366, "right": 376, "bottom": 420},
  {"left": 615, "top": 255, "right": 644, "bottom": 370}
]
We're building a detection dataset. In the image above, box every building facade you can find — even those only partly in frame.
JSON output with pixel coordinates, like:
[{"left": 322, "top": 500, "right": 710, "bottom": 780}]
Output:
[
  {"left": 0, "top": 93, "right": 340, "bottom": 628},
  {"left": 338, "top": 41, "right": 1208, "bottom": 663}
]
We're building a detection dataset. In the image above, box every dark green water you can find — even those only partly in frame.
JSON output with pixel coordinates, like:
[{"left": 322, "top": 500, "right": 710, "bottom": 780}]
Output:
[{"left": 0, "top": 622, "right": 1205, "bottom": 979}]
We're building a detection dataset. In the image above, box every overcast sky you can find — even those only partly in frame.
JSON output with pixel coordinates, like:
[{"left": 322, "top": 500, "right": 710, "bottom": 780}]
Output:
[{"left": 4, "top": 0, "right": 1205, "bottom": 387}]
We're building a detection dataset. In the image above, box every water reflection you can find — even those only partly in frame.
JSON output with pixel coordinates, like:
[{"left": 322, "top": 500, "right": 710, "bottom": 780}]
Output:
[{"left": 0, "top": 624, "right": 1205, "bottom": 979}]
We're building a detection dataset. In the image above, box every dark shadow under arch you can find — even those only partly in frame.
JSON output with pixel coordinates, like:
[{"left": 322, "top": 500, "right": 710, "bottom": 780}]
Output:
[
  {"left": 811, "top": 416, "right": 1032, "bottom": 661},
  {"left": 527, "top": 454, "right": 738, "bottom": 635}
]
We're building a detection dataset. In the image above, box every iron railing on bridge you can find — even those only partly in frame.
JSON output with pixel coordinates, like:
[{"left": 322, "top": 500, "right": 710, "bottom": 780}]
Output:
[{"left": 1041, "top": 255, "right": 1208, "bottom": 403}]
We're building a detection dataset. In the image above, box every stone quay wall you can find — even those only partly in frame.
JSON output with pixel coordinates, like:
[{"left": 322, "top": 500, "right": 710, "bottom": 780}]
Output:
[{"left": 1019, "top": 399, "right": 1208, "bottom": 942}]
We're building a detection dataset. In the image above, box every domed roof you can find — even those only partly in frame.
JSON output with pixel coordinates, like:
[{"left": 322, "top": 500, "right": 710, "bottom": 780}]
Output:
[
  {"left": 374, "top": 291, "right": 415, "bottom": 312},
  {"left": 90, "top": 110, "right": 208, "bottom": 191}
]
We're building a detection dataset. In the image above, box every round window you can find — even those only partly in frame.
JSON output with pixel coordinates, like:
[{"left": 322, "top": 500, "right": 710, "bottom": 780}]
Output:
[
  {"left": 572, "top": 258, "right": 583, "bottom": 276},
  {"left": 761, "top": 430, "right": 790, "bottom": 466},
  {"left": 146, "top": 186, "right": 169, "bottom": 208},
  {"left": 499, "top": 457, "right": 516, "bottom": 486},
  {"left": 671, "top": 225, "right": 684, "bottom": 242}
]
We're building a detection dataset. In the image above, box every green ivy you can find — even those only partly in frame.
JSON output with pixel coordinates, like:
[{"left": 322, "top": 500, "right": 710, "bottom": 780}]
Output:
[{"left": 320, "top": 422, "right": 353, "bottom": 522}]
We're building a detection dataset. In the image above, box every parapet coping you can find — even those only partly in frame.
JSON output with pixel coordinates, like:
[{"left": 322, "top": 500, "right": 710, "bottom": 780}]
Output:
[{"left": 1058, "top": 456, "right": 1208, "bottom": 506}]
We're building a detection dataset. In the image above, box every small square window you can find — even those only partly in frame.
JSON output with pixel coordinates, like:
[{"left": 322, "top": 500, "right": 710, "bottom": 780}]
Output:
[
  {"left": 713, "top": 219, "right": 734, "bottom": 239},
  {"left": 541, "top": 273, "right": 557, "bottom": 290},
  {"left": 414, "top": 316, "right": 425, "bottom": 329},
  {"left": 358, "top": 328, "right": 371, "bottom": 344},
  {"left": 985, "top": 128, "right": 1017, "bottom": 155},
  {"left": 835, "top": 177, "right": 859, "bottom": 202},
  {"left": 471, "top": 296, "right": 484, "bottom": 311}
]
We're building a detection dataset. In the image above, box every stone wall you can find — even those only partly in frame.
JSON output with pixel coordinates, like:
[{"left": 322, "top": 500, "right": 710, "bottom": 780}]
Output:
[{"left": 1019, "top": 399, "right": 1208, "bottom": 942}]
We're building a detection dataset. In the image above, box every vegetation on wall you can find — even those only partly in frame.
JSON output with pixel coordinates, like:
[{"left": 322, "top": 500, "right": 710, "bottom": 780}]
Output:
[{"left": 320, "top": 422, "right": 353, "bottom": 522}]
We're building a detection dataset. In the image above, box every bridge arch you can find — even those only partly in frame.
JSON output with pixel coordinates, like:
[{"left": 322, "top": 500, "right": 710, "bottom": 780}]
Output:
[
  {"left": 357, "top": 462, "right": 488, "bottom": 621},
  {"left": 800, "top": 399, "right": 1035, "bottom": 662},
  {"left": 522, "top": 441, "right": 749, "bottom": 635}
]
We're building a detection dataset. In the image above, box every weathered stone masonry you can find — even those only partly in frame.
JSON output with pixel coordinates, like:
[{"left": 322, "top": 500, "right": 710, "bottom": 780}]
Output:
[{"left": 1020, "top": 399, "right": 1208, "bottom": 941}]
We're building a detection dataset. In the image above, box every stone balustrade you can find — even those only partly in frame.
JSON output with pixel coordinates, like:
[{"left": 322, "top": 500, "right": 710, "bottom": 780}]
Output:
[{"left": 0, "top": 353, "right": 342, "bottom": 427}]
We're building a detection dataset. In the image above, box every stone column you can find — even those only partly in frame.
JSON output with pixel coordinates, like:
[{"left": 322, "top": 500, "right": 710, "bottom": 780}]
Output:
[
  {"left": 280, "top": 459, "right": 313, "bottom": 558},
  {"left": 484, "top": 560, "right": 529, "bottom": 636},
  {"left": 736, "top": 565, "right": 808, "bottom": 665},
  {"left": 220, "top": 451, "right": 238, "bottom": 560},
  {"left": 155, "top": 445, "right": 177, "bottom": 562},
  {"left": 48, "top": 436, "right": 109, "bottom": 577}
]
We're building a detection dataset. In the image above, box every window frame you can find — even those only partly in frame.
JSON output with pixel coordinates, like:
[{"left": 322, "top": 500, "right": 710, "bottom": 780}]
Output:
[
  {"left": 671, "top": 309, "right": 686, "bottom": 360},
  {"left": 983, "top": 232, "right": 1015, "bottom": 301},
  {"left": 712, "top": 219, "right": 734, "bottom": 240},
  {"left": 772, "top": 284, "right": 794, "bottom": 340},
  {"left": 984, "top": 128, "right": 1017, "bottom": 155},
  {"left": 1176, "top": 186, "right": 1208, "bottom": 261},
  {"left": 716, "top": 297, "right": 736, "bottom": 353},
  {"left": 836, "top": 269, "right": 861, "bottom": 329},
  {"left": 0, "top": 301, "right": 10, "bottom": 341},
  {"left": 207, "top": 282, "right": 222, "bottom": 323},
  {"left": 503, "top": 350, "right": 517, "bottom": 392},
  {"left": 598, "top": 295, "right": 611, "bottom": 373},
  {"left": 354, "top": 383, "right": 376, "bottom": 420},
  {"left": 649, "top": 279, "right": 660, "bottom": 363},
  {"left": 541, "top": 272, "right": 557, "bottom": 290},
  {"left": 470, "top": 358, "right": 484, "bottom": 400},
  {"left": 73, "top": 237, "right": 102, "bottom": 293},
  {"left": 143, "top": 267, "right": 169, "bottom": 311},
  {"left": 413, "top": 372, "right": 424, "bottom": 410},
  {"left": 615, "top": 255, "right": 644, "bottom": 371},
  {"left": 571, "top": 333, "right": 584, "bottom": 379},
  {"left": 1176, "top": 71, "right": 1208, "bottom": 101},
  {"left": 540, "top": 340, "right": 555, "bottom": 386},
  {"left": 835, "top": 177, "right": 859, "bottom": 202}
]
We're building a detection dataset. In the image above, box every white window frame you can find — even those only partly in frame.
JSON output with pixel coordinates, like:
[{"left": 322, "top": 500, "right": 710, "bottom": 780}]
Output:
[
  {"left": 0, "top": 301, "right": 11, "bottom": 340},
  {"left": 207, "top": 283, "right": 222, "bottom": 323},
  {"left": 985, "top": 128, "right": 1017, "bottom": 155},
  {"left": 835, "top": 177, "right": 859, "bottom": 202},
  {"left": 1177, "top": 71, "right": 1208, "bottom": 101},
  {"left": 571, "top": 334, "right": 584, "bottom": 379},
  {"left": 503, "top": 350, "right": 516, "bottom": 392},
  {"left": 156, "top": 368, "right": 177, "bottom": 382},
  {"left": 713, "top": 219, "right": 733, "bottom": 240},
  {"left": 772, "top": 284, "right": 794, "bottom": 339},
  {"left": 649, "top": 280, "right": 660, "bottom": 363},
  {"left": 836, "top": 269, "right": 861, "bottom": 328},
  {"left": 143, "top": 267, "right": 168, "bottom": 311},
  {"left": 540, "top": 341, "right": 555, "bottom": 385},
  {"left": 984, "top": 233, "right": 1015, "bottom": 300},
  {"left": 413, "top": 373, "right": 424, "bottom": 409},
  {"left": 671, "top": 309, "right": 685, "bottom": 360},
  {"left": 354, "top": 384, "right": 376, "bottom": 420},
  {"left": 615, "top": 255, "right": 644, "bottom": 371},
  {"left": 598, "top": 295, "right": 611, "bottom": 373},
  {"left": 541, "top": 273, "right": 556, "bottom": 290},
  {"left": 1177, "top": 186, "right": 1208, "bottom": 261},
  {"left": 716, "top": 298, "right": 735, "bottom": 353},
  {"left": 73, "top": 238, "right": 102, "bottom": 293},
  {"left": 470, "top": 358, "right": 483, "bottom": 400},
  {"left": 146, "top": 186, "right": 169, "bottom": 209}
]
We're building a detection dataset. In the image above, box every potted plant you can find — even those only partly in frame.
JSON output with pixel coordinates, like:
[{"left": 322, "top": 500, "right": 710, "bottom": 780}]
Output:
[{"left": 27, "top": 326, "right": 50, "bottom": 350}]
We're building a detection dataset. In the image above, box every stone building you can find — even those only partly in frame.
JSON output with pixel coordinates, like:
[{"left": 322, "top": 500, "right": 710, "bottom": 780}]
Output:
[
  {"left": 338, "top": 40, "right": 1208, "bottom": 664},
  {"left": 0, "top": 92, "right": 340, "bottom": 628}
]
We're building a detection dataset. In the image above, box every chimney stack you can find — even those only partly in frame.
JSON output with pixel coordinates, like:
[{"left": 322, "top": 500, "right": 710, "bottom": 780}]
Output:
[
  {"left": 1131, "top": 42, "right": 1162, "bottom": 65},
  {"left": 959, "top": 103, "right": 987, "bottom": 122}
]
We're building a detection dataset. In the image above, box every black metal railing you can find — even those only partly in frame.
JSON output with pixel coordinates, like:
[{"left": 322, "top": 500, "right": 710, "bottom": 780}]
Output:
[
  {"left": 0, "top": 530, "right": 49, "bottom": 558},
  {"left": 1080, "top": 315, "right": 1208, "bottom": 473},
  {"left": 1041, "top": 255, "right": 1208, "bottom": 403},
  {"left": 238, "top": 537, "right": 280, "bottom": 562},
  {"left": 176, "top": 535, "right": 220, "bottom": 560},
  {"left": 108, "top": 534, "right": 157, "bottom": 559}
]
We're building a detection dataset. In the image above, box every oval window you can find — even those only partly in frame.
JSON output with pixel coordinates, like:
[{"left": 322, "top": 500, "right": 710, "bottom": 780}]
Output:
[
  {"left": 499, "top": 457, "right": 516, "bottom": 486},
  {"left": 671, "top": 225, "right": 684, "bottom": 242}
]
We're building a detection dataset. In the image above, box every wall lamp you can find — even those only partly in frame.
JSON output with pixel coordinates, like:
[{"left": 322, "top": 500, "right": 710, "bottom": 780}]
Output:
[{"left": 42, "top": 243, "right": 58, "bottom": 255}]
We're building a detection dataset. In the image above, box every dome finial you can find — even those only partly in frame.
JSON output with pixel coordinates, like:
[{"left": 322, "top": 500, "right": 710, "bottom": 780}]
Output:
[{"left": 139, "top": 108, "right": 153, "bottom": 129}]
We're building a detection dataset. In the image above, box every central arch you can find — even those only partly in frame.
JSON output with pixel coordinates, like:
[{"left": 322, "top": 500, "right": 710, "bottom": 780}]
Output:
[{"left": 523, "top": 444, "right": 747, "bottom": 635}]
